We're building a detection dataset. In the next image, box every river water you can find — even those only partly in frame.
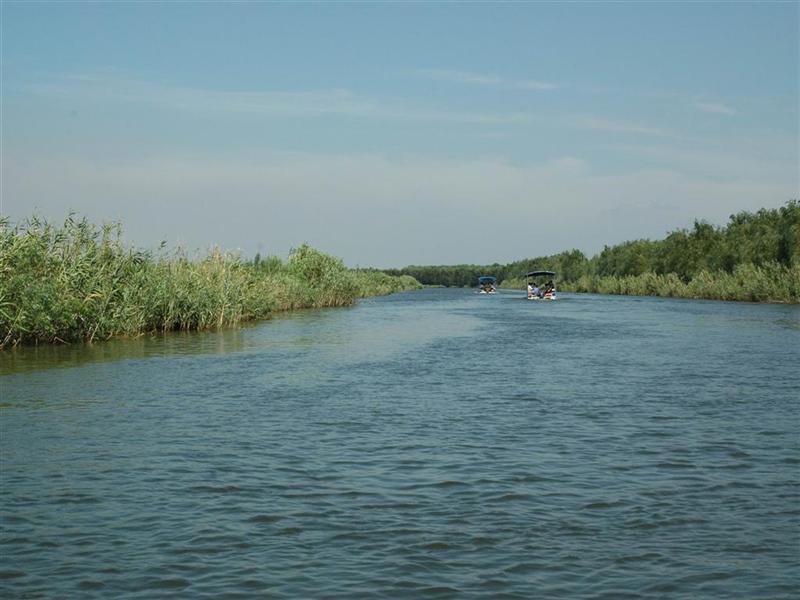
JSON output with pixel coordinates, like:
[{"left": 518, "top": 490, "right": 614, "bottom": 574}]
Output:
[{"left": 1, "top": 289, "right": 798, "bottom": 598}]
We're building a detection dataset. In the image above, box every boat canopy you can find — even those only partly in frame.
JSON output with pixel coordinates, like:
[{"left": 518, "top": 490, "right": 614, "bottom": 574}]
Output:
[
  {"left": 478, "top": 276, "right": 497, "bottom": 284},
  {"left": 527, "top": 271, "right": 556, "bottom": 278}
]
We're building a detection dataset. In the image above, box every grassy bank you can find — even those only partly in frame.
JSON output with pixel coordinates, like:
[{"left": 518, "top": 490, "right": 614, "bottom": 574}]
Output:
[
  {"left": 0, "top": 216, "right": 421, "bottom": 348},
  {"left": 391, "top": 201, "right": 800, "bottom": 303},
  {"left": 501, "top": 262, "right": 800, "bottom": 303}
]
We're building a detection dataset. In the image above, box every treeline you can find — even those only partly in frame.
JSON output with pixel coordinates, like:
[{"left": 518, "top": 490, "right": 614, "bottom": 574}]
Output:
[
  {"left": 387, "top": 248, "right": 588, "bottom": 288},
  {"left": 386, "top": 201, "right": 800, "bottom": 303},
  {"left": 0, "top": 216, "right": 420, "bottom": 348}
]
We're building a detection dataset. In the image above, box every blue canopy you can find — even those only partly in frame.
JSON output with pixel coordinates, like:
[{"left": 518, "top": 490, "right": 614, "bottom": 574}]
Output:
[{"left": 478, "top": 276, "right": 497, "bottom": 284}]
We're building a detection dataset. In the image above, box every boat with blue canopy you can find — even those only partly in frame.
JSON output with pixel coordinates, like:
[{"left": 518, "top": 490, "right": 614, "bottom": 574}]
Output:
[{"left": 477, "top": 276, "right": 497, "bottom": 294}]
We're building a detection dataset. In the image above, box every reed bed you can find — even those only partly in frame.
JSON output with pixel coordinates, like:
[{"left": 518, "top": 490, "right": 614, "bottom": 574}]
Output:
[
  {"left": 0, "top": 216, "right": 421, "bottom": 348},
  {"left": 561, "top": 263, "right": 800, "bottom": 303},
  {"left": 351, "top": 270, "right": 422, "bottom": 298},
  {"left": 501, "top": 264, "right": 800, "bottom": 303}
]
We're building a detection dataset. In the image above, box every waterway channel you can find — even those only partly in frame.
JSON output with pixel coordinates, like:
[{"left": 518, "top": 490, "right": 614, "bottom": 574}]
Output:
[{"left": 1, "top": 289, "right": 798, "bottom": 598}]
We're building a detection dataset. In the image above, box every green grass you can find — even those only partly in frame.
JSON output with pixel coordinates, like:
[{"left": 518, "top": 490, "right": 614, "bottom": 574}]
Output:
[
  {"left": 501, "top": 264, "right": 800, "bottom": 303},
  {"left": 561, "top": 263, "right": 800, "bottom": 302},
  {"left": 0, "top": 216, "right": 421, "bottom": 348}
]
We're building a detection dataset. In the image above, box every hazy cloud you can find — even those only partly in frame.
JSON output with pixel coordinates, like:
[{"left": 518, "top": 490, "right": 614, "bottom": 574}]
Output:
[
  {"left": 414, "top": 69, "right": 503, "bottom": 85},
  {"left": 22, "top": 73, "right": 692, "bottom": 138},
  {"left": 574, "top": 116, "right": 674, "bottom": 138},
  {"left": 516, "top": 80, "right": 559, "bottom": 91},
  {"left": 415, "top": 68, "right": 558, "bottom": 91},
  {"left": 22, "top": 73, "right": 536, "bottom": 125},
  {"left": 695, "top": 101, "right": 737, "bottom": 116},
  {"left": 4, "top": 151, "right": 792, "bottom": 266}
]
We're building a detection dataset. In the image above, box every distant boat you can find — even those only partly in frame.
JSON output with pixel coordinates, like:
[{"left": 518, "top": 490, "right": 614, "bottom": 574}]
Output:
[
  {"left": 477, "top": 275, "right": 497, "bottom": 294},
  {"left": 526, "top": 271, "right": 557, "bottom": 300}
]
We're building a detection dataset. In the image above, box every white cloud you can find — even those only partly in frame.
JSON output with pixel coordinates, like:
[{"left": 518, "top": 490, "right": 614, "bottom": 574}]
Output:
[
  {"left": 574, "top": 116, "right": 674, "bottom": 138},
  {"left": 516, "top": 80, "right": 559, "bottom": 91},
  {"left": 601, "top": 140, "right": 797, "bottom": 182},
  {"left": 414, "top": 68, "right": 558, "bottom": 91},
  {"left": 25, "top": 73, "right": 692, "bottom": 140},
  {"left": 23, "top": 73, "right": 533, "bottom": 125},
  {"left": 695, "top": 101, "right": 737, "bottom": 116},
  {"left": 414, "top": 69, "right": 502, "bottom": 85}
]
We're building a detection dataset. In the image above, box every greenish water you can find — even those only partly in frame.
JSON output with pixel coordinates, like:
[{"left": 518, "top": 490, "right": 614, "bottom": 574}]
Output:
[{"left": 1, "top": 289, "right": 798, "bottom": 598}]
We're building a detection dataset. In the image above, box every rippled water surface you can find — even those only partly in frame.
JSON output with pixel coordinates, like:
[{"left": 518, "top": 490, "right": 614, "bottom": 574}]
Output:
[{"left": 2, "top": 289, "right": 799, "bottom": 598}]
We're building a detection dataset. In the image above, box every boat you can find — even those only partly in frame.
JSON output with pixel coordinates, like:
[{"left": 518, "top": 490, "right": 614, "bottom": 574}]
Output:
[
  {"left": 477, "top": 276, "right": 498, "bottom": 294},
  {"left": 526, "top": 270, "right": 557, "bottom": 300}
]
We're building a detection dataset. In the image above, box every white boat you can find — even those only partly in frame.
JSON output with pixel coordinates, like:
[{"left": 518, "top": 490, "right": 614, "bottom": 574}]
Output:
[{"left": 527, "top": 270, "right": 557, "bottom": 300}]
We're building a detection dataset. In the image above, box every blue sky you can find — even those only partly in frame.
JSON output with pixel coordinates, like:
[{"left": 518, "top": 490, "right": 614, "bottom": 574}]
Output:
[{"left": 2, "top": 2, "right": 798, "bottom": 267}]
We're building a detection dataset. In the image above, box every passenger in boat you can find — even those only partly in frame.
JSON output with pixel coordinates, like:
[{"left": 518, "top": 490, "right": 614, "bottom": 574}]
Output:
[{"left": 529, "top": 282, "right": 540, "bottom": 299}]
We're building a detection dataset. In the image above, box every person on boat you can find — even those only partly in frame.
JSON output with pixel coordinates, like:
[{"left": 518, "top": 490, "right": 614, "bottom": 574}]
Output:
[{"left": 529, "top": 282, "right": 540, "bottom": 299}]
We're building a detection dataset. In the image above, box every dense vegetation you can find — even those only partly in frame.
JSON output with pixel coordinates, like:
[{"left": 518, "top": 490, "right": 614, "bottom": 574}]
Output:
[
  {"left": 0, "top": 216, "right": 420, "bottom": 348},
  {"left": 386, "top": 201, "right": 800, "bottom": 303}
]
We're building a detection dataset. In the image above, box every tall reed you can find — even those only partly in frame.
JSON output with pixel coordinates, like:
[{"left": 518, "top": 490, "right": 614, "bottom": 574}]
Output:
[
  {"left": 0, "top": 217, "right": 420, "bottom": 348},
  {"left": 560, "top": 263, "right": 800, "bottom": 303},
  {"left": 501, "top": 265, "right": 799, "bottom": 303}
]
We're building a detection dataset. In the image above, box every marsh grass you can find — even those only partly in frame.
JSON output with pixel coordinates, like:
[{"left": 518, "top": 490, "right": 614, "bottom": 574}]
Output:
[
  {"left": 0, "top": 216, "right": 420, "bottom": 348},
  {"left": 501, "top": 263, "right": 800, "bottom": 303},
  {"left": 351, "top": 270, "right": 422, "bottom": 298},
  {"left": 561, "top": 264, "right": 800, "bottom": 302}
]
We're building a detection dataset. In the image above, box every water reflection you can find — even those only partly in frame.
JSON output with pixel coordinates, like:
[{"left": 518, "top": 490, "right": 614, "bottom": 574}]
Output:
[
  {"left": 0, "top": 326, "right": 256, "bottom": 376},
  {"left": 0, "top": 290, "right": 483, "bottom": 377}
]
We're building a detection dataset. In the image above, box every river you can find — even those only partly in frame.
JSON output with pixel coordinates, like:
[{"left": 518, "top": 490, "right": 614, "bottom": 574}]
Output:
[{"left": 1, "top": 289, "right": 798, "bottom": 598}]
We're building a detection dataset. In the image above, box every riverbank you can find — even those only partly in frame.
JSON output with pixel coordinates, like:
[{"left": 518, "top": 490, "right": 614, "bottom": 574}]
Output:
[
  {"left": 0, "top": 216, "right": 420, "bottom": 348},
  {"left": 501, "top": 262, "right": 800, "bottom": 303},
  {"left": 392, "top": 201, "right": 800, "bottom": 304}
]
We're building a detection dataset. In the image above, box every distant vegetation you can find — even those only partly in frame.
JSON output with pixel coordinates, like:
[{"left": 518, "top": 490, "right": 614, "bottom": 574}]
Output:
[
  {"left": 3, "top": 202, "right": 796, "bottom": 348},
  {"left": 386, "top": 201, "right": 800, "bottom": 303},
  {"left": 0, "top": 216, "right": 420, "bottom": 348}
]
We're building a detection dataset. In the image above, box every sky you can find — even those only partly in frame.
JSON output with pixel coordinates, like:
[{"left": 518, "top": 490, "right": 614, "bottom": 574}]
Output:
[{"left": 2, "top": 2, "right": 798, "bottom": 268}]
